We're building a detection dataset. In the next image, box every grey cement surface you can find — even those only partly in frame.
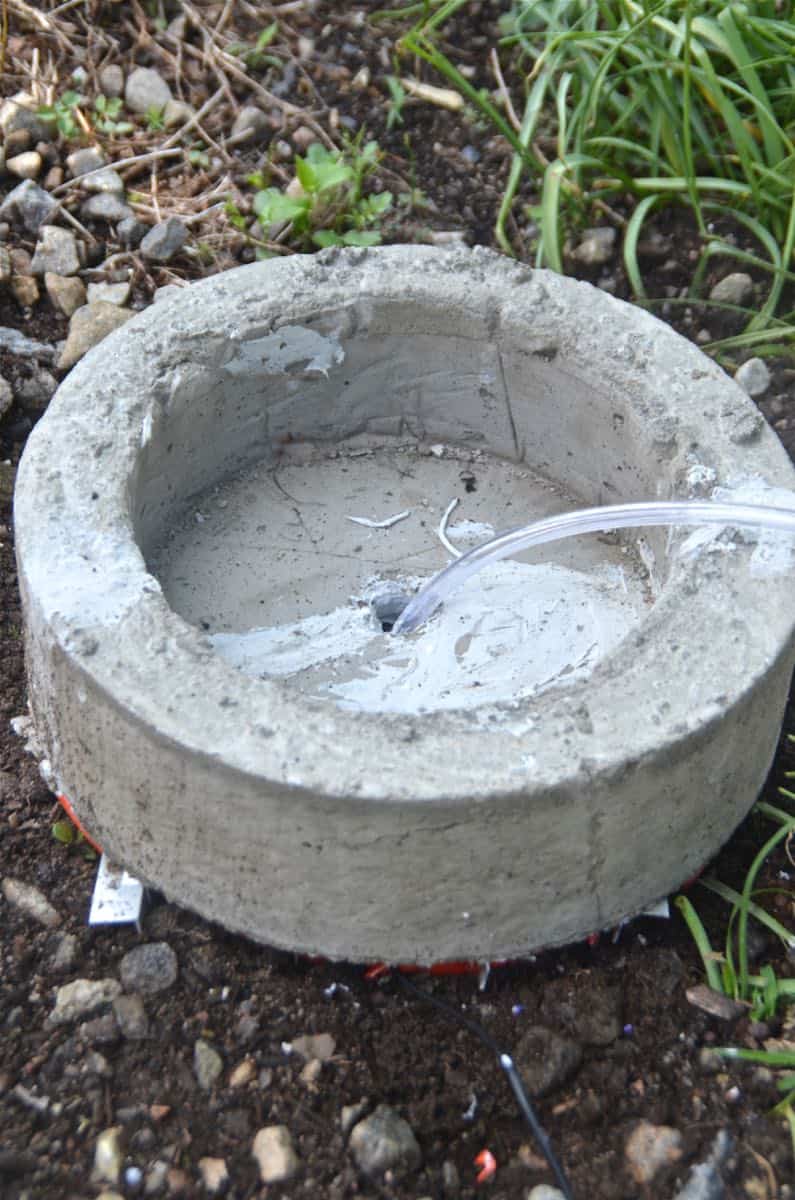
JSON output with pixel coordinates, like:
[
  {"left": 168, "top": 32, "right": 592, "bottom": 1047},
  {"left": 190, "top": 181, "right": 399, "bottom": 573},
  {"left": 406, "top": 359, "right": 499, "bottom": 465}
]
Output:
[{"left": 14, "top": 244, "right": 795, "bottom": 962}]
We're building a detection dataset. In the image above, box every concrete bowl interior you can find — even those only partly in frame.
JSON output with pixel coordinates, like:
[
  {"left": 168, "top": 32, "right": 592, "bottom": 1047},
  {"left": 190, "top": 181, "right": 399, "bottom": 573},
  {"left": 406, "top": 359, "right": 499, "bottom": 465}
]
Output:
[{"left": 14, "top": 245, "right": 795, "bottom": 963}]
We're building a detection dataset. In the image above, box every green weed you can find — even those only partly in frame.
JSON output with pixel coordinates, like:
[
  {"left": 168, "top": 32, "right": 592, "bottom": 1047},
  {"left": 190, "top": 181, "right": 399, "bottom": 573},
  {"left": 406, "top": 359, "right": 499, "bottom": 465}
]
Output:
[
  {"left": 227, "top": 21, "right": 281, "bottom": 70},
  {"left": 676, "top": 795, "right": 795, "bottom": 1151},
  {"left": 395, "top": 0, "right": 795, "bottom": 352},
  {"left": 244, "top": 136, "right": 393, "bottom": 251},
  {"left": 37, "top": 90, "right": 83, "bottom": 138},
  {"left": 93, "top": 95, "right": 134, "bottom": 137}
]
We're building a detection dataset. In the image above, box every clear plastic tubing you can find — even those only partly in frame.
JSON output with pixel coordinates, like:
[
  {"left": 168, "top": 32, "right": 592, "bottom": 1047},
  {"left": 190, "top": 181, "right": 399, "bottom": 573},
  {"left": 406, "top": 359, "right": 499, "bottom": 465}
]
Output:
[{"left": 391, "top": 500, "right": 795, "bottom": 636}]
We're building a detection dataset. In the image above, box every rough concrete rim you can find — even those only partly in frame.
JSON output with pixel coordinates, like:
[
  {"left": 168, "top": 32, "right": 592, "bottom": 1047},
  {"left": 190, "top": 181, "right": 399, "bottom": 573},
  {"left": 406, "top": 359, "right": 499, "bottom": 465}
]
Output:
[{"left": 14, "top": 245, "right": 795, "bottom": 962}]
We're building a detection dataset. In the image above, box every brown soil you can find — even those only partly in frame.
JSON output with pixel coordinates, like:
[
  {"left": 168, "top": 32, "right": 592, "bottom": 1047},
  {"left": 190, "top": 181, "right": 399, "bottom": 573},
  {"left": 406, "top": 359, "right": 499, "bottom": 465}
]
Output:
[{"left": 1, "top": 4, "right": 794, "bottom": 1199}]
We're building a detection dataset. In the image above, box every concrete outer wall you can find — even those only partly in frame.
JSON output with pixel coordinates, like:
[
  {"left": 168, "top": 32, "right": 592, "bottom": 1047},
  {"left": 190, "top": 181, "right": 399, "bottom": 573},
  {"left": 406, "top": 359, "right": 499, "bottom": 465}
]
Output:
[{"left": 14, "top": 245, "right": 795, "bottom": 963}]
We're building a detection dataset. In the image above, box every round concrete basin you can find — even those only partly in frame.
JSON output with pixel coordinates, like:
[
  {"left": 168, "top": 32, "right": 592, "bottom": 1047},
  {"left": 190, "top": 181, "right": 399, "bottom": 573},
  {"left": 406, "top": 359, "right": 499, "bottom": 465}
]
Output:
[{"left": 14, "top": 245, "right": 795, "bottom": 962}]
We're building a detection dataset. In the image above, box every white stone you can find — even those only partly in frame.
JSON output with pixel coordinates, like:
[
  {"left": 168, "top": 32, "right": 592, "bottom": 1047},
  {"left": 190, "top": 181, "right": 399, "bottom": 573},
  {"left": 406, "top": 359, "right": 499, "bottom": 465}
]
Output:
[
  {"left": 2, "top": 877, "right": 60, "bottom": 927},
  {"left": 734, "top": 356, "right": 771, "bottom": 398},
  {"left": 252, "top": 1125, "right": 300, "bottom": 1183}
]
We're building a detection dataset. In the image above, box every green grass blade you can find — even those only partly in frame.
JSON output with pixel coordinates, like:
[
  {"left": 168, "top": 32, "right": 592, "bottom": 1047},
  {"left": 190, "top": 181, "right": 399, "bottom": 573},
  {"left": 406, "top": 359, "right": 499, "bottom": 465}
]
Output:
[
  {"left": 674, "top": 895, "right": 724, "bottom": 993},
  {"left": 699, "top": 878, "right": 795, "bottom": 952},
  {"left": 623, "top": 193, "right": 660, "bottom": 299}
]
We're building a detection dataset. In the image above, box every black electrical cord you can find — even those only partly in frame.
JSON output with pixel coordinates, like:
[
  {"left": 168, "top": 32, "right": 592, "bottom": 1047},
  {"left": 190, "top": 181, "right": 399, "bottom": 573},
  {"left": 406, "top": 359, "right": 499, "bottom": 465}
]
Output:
[{"left": 395, "top": 972, "right": 574, "bottom": 1200}]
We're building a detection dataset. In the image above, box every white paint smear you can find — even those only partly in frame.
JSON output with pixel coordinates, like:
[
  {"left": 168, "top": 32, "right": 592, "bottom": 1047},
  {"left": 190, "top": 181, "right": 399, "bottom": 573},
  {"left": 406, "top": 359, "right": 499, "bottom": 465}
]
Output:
[
  {"left": 210, "top": 560, "right": 642, "bottom": 714},
  {"left": 224, "top": 325, "right": 344, "bottom": 377}
]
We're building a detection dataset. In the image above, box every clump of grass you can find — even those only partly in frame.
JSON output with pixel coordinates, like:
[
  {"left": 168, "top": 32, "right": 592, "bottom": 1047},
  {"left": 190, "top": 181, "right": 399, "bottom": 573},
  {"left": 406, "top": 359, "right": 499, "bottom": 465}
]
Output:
[
  {"left": 397, "top": 0, "right": 795, "bottom": 353},
  {"left": 676, "top": 797, "right": 795, "bottom": 1151}
]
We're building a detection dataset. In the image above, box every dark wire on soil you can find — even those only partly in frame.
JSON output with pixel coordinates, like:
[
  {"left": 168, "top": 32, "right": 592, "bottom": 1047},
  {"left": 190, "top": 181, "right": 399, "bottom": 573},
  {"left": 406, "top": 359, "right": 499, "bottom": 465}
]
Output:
[{"left": 394, "top": 972, "right": 574, "bottom": 1200}]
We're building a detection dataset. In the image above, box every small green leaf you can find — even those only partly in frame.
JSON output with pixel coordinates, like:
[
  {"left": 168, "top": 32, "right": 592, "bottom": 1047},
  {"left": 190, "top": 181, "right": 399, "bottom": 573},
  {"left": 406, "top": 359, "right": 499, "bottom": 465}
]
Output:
[
  {"left": 342, "top": 230, "right": 383, "bottom": 246},
  {"left": 52, "top": 820, "right": 76, "bottom": 845},
  {"left": 295, "top": 154, "right": 318, "bottom": 193},
  {"left": 253, "top": 188, "right": 307, "bottom": 225},
  {"left": 311, "top": 158, "right": 354, "bottom": 194},
  {"left": 312, "top": 230, "right": 344, "bottom": 247}
]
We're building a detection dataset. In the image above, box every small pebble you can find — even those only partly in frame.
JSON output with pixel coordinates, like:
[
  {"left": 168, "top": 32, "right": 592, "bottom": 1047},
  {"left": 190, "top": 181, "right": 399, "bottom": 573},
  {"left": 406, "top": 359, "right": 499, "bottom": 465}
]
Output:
[
  {"left": 92, "top": 1125, "right": 124, "bottom": 1185},
  {"left": 6, "top": 151, "right": 42, "bottom": 180},
  {"left": 124, "top": 67, "right": 172, "bottom": 115},
  {"left": 2, "top": 876, "right": 60, "bottom": 928},
  {"left": 140, "top": 217, "right": 188, "bottom": 263},
  {"left": 252, "top": 1125, "right": 300, "bottom": 1184},
  {"left": 198, "top": 1157, "right": 228, "bottom": 1193},
  {"left": 112, "top": 993, "right": 149, "bottom": 1040},
  {"left": 625, "top": 1120, "right": 683, "bottom": 1184},
  {"left": 709, "top": 271, "right": 753, "bottom": 307},
  {"left": 734, "top": 356, "right": 771, "bottom": 398},
  {"left": 572, "top": 226, "right": 617, "bottom": 266},
  {"left": 194, "top": 1039, "right": 223, "bottom": 1090},
  {"left": 45, "top": 272, "right": 86, "bottom": 317},
  {"left": 30, "top": 225, "right": 81, "bottom": 276},
  {"left": 48, "top": 978, "right": 122, "bottom": 1026},
  {"left": 349, "top": 1105, "right": 421, "bottom": 1178},
  {"left": 99, "top": 64, "right": 124, "bottom": 99},
  {"left": 10, "top": 274, "right": 39, "bottom": 307}
]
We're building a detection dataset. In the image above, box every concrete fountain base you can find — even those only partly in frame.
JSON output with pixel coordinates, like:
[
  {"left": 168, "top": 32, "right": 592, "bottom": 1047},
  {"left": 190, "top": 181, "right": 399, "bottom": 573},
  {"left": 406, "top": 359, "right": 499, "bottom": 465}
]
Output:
[{"left": 14, "top": 245, "right": 795, "bottom": 962}]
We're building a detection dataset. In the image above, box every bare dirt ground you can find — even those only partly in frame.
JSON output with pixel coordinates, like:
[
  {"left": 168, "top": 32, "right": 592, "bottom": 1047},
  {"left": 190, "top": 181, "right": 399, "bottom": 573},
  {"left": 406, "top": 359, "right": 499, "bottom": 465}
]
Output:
[{"left": 1, "top": 3, "right": 794, "bottom": 1198}]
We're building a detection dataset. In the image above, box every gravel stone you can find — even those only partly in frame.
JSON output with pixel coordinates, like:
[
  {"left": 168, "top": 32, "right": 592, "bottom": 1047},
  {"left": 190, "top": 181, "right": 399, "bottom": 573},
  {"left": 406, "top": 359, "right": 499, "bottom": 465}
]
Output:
[
  {"left": 120, "top": 941, "right": 178, "bottom": 995},
  {"left": 125, "top": 67, "right": 172, "bottom": 114},
  {"left": 290, "top": 1032, "right": 336, "bottom": 1061},
  {"left": 81, "top": 168, "right": 125, "bottom": 195},
  {"left": 50, "top": 932, "right": 78, "bottom": 971},
  {"left": 112, "top": 993, "right": 149, "bottom": 1039},
  {"left": 67, "top": 146, "right": 106, "bottom": 177},
  {"left": 117, "top": 216, "right": 147, "bottom": 247},
  {"left": 230, "top": 105, "right": 271, "bottom": 144},
  {"left": 527, "top": 1188, "right": 566, "bottom": 1200},
  {"left": 0, "top": 374, "right": 13, "bottom": 420},
  {"left": 58, "top": 301, "right": 133, "bottom": 371},
  {"left": 43, "top": 165, "right": 63, "bottom": 190},
  {"left": 673, "top": 1130, "right": 733, "bottom": 1200},
  {"left": 0, "top": 92, "right": 50, "bottom": 143},
  {"left": 572, "top": 226, "right": 617, "bottom": 265},
  {"left": 45, "top": 271, "right": 87, "bottom": 317},
  {"left": 2, "top": 876, "right": 60, "bottom": 926},
  {"left": 198, "top": 1157, "right": 229, "bottom": 1193},
  {"left": 80, "top": 1013, "right": 121, "bottom": 1044},
  {"left": 513, "top": 1026, "right": 583, "bottom": 1096},
  {"left": 81, "top": 192, "right": 134, "bottom": 223},
  {"left": 194, "top": 1039, "right": 223, "bottom": 1090},
  {"left": 734, "top": 357, "right": 771, "bottom": 398},
  {"left": 15, "top": 367, "right": 57, "bottom": 411},
  {"left": 140, "top": 217, "right": 188, "bottom": 262},
  {"left": 709, "top": 271, "right": 754, "bottom": 307},
  {"left": 87, "top": 279, "right": 132, "bottom": 306},
  {"left": 92, "top": 1125, "right": 124, "bottom": 1185},
  {"left": 0, "top": 245, "right": 10, "bottom": 284},
  {"left": 686, "top": 984, "right": 747, "bottom": 1022},
  {"left": 0, "top": 180, "right": 58, "bottom": 233},
  {"left": 625, "top": 1120, "right": 683, "bottom": 1184},
  {"left": 163, "top": 98, "right": 195, "bottom": 128},
  {"left": 349, "top": 1104, "right": 422, "bottom": 1178},
  {"left": 252, "top": 1125, "right": 300, "bottom": 1184},
  {"left": 31, "top": 225, "right": 81, "bottom": 276},
  {"left": 6, "top": 151, "right": 42, "bottom": 180},
  {"left": 9, "top": 274, "right": 39, "bottom": 307},
  {"left": 229, "top": 1058, "right": 256, "bottom": 1088},
  {"left": 48, "top": 978, "right": 122, "bottom": 1026},
  {"left": 0, "top": 325, "right": 55, "bottom": 361},
  {"left": 99, "top": 65, "right": 125, "bottom": 98}
]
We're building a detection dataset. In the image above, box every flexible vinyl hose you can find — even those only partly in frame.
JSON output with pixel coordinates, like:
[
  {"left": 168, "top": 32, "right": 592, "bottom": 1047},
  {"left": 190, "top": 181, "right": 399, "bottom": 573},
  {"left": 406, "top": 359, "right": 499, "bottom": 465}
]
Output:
[{"left": 391, "top": 500, "right": 795, "bottom": 635}]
